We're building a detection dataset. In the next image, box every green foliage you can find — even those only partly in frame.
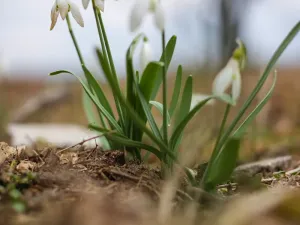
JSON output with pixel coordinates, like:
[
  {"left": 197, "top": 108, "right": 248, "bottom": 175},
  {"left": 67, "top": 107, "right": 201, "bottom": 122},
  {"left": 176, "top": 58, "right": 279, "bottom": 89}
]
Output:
[
  {"left": 50, "top": 4, "right": 300, "bottom": 193},
  {"left": 0, "top": 162, "right": 36, "bottom": 213}
]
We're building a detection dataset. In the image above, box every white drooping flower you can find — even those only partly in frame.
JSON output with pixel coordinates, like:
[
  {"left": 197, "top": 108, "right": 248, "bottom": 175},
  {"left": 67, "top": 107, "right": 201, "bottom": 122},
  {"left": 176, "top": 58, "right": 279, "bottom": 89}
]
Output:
[
  {"left": 130, "top": 0, "right": 165, "bottom": 32},
  {"left": 140, "top": 37, "right": 152, "bottom": 72},
  {"left": 82, "top": 0, "right": 105, "bottom": 11},
  {"left": 212, "top": 39, "right": 247, "bottom": 104},
  {"left": 50, "top": 0, "right": 84, "bottom": 30},
  {"left": 212, "top": 58, "right": 241, "bottom": 103},
  {"left": 190, "top": 93, "right": 215, "bottom": 111}
]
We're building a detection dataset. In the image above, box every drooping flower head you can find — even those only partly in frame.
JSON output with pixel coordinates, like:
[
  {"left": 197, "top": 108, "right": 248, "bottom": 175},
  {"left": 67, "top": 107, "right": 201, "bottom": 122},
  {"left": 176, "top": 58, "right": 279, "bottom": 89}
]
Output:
[
  {"left": 212, "top": 39, "right": 247, "bottom": 104},
  {"left": 190, "top": 93, "right": 215, "bottom": 111},
  {"left": 50, "top": 0, "right": 84, "bottom": 30},
  {"left": 130, "top": 0, "right": 165, "bottom": 32},
  {"left": 82, "top": 0, "right": 105, "bottom": 11}
]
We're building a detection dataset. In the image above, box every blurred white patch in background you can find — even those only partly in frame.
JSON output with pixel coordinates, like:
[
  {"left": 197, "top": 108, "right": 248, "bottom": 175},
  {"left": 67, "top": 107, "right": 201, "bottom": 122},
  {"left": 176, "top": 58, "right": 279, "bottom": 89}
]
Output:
[{"left": 8, "top": 123, "right": 100, "bottom": 148}]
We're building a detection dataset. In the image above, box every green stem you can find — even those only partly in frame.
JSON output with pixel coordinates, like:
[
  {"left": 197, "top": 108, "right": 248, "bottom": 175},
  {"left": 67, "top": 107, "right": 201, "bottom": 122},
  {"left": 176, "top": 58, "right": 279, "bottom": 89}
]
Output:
[
  {"left": 92, "top": 1, "right": 110, "bottom": 70},
  {"left": 91, "top": 0, "right": 112, "bottom": 130},
  {"left": 161, "top": 31, "right": 168, "bottom": 146},
  {"left": 96, "top": 9, "right": 125, "bottom": 130},
  {"left": 66, "top": 14, "right": 85, "bottom": 65},
  {"left": 202, "top": 103, "right": 230, "bottom": 186},
  {"left": 66, "top": 13, "right": 110, "bottom": 147},
  {"left": 213, "top": 103, "right": 231, "bottom": 156},
  {"left": 97, "top": 12, "right": 119, "bottom": 85}
]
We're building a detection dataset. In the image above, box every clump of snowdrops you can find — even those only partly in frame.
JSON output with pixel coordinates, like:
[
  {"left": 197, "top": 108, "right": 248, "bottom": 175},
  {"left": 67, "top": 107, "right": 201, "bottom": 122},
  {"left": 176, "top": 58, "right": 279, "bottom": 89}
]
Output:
[{"left": 49, "top": 0, "right": 300, "bottom": 191}]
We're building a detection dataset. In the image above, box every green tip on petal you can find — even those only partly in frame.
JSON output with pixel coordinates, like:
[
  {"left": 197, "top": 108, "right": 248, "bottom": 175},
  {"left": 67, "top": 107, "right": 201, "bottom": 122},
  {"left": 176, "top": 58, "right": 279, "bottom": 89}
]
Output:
[{"left": 232, "top": 38, "right": 247, "bottom": 71}]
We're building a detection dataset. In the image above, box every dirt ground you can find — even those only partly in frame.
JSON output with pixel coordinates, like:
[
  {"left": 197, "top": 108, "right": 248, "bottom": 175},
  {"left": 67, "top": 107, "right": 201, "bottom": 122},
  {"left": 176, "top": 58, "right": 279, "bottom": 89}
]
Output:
[{"left": 1, "top": 140, "right": 300, "bottom": 225}]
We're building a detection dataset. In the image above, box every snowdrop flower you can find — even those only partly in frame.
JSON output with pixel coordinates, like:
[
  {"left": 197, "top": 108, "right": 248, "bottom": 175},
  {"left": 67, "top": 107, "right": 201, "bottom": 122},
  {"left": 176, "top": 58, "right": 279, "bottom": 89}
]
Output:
[
  {"left": 130, "top": 0, "right": 165, "bottom": 32},
  {"left": 140, "top": 37, "right": 152, "bottom": 72},
  {"left": 190, "top": 93, "right": 215, "bottom": 111},
  {"left": 212, "top": 39, "right": 247, "bottom": 104},
  {"left": 50, "top": 0, "right": 84, "bottom": 30},
  {"left": 212, "top": 58, "right": 241, "bottom": 103},
  {"left": 82, "top": 0, "right": 105, "bottom": 11}
]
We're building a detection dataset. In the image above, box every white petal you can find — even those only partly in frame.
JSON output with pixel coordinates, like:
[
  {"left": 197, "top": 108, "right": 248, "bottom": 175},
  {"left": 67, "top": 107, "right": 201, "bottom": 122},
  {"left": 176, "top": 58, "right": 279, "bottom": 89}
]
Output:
[
  {"left": 95, "top": 0, "right": 105, "bottom": 12},
  {"left": 57, "top": 0, "right": 69, "bottom": 20},
  {"left": 50, "top": 1, "right": 57, "bottom": 19},
  {"left": 190, "top": 93, "right": 215, "bottom": 111},
  {"left": 212, "top": 63, "right": 234, "bottom": 96},
  {"left": 140, "top": 39, "right": 152, "bottom": 72},
  {"left": 231, "top": 70, "right": 241, "bottom": 102},
  {"left": 82, "top": 0, "right": 90, "bottom": 9},
  {"left": 154, "top": 3, "right": 165, "bottom": 31},
  {"left": 69, "top": 2, "right": 84, "bottom": 27},
  {"left": 50, "top": 2, "right": 59, "bottom": 30},
  {"left": 129, "top": 0, "right": 148, "bottom": 32}
]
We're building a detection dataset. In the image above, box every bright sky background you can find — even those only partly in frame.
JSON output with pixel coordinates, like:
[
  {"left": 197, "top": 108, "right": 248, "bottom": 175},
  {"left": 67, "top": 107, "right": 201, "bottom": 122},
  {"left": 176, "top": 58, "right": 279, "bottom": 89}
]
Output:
[{"left": 0, "top": 0, "right": 300, "bottom": 79}]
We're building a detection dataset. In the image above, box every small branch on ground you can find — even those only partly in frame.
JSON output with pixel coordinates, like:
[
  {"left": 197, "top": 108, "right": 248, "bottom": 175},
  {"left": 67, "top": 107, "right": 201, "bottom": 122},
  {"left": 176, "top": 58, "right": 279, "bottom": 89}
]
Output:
[
  {"left": 217, "top": 177, "right": 277, "bottom": 189},
  {"left": 56, "top": 130, "right": 116, "bottom": 154}
]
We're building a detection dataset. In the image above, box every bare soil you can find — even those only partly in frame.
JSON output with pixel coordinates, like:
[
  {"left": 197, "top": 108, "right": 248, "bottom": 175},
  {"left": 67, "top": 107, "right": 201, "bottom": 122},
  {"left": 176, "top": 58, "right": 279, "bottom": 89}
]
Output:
[
  {"left": 0, "top": 143, "right": 164, "bottom": 225},
  {"left": 1, "top": 141, "right": 300, "bottom": 225}
]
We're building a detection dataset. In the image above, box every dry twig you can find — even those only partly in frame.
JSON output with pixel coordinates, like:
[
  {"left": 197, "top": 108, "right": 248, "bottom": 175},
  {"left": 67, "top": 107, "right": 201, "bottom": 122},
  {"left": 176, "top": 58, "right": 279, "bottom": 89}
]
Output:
[{"left": 56, "top": 130, "right": 116, "bottom": 154}]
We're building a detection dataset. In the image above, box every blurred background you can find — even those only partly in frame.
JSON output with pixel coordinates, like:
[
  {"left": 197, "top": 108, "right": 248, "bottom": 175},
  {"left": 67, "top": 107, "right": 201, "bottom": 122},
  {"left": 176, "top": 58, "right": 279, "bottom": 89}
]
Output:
[{"left": 0, "top": 0, "right": 300, "bottom": 162}]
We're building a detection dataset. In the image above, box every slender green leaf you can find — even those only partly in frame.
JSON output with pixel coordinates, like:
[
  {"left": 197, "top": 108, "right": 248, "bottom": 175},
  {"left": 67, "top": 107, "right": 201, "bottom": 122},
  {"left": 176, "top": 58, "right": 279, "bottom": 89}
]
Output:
[
  {"left": 90, "top": 124, "right": 162, "bottom": 160},
  {"left": 96, "top": 48, "right": 111, "bottom": 78},
  {"left": 170, "top": 97, "right": 213, "bottom": 150},
  {"left": 126, "top": 34, "right": 143, "bottom": 108},
  {"left": 97, "top": 12, "right": 119, "bottom": 87},
  {"left": 83, "top": 91, "right": 98, "bottom": 127},
  {"left": 108, "top": 135, "right": 162, "bottom": 161},
  {"left": 82, "top": 65, "right": 115, "bottom": 121},
  {"left": 82, "top": 92, "right": 111, "bottom": 150},
  {"left": 233, "top": 71, "right": 277, "bottom": 139},
  {"left": 126, "top": 34, "right": 144, "bottom": 138},
  {"left": 169, "top": 65, "right": 182, "bottom": 117},
  {"left": 95, "top": 48, "right": 126, "bottom": 130},
  {"left": 174, "top": 75, "right": 193, "bottom": 128},
  {"left": 139, "top": 62, "right": 165, "bottom": 102},
  {"left": 49, "top": 70, "right": 71, "bottom": 75},
  {"left": 160, "top": 35, "right": 177, "bottom": 69},
  {"left": 204, "top": 138, "right": 241, "bottom": 190},
  {"left": 149, "top": 101, "right": 171, "bottom": 126},
  {"left": 88, "top": 124, "right": 112, "bottom": 133},
  {"left": 171, "top": 75, "right": 193, "bottom": 154},
  {"left": 135, "top": 61, "right": 164, "bottom": 141},
  {"left": 50, "top": 70, "right": 123, "bottom": 133},
  {"left": 150, "top": 36, "right": 177, "bottom": 100},
  {"left": 134, "top": 76, "right": 163, "bottom": 141}
]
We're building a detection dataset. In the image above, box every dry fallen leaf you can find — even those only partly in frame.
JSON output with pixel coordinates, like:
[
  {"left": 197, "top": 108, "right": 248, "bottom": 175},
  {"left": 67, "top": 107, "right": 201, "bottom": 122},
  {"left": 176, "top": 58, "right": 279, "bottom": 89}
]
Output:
[
  {"left": 60, "top": 152, "right": 79, "bottom": 165},
  {"left": 16, "top": 160, "right": 37, "bottom": 173},
  {"left": 0, "top": 142, "right": 17, "bottom": 165}
]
